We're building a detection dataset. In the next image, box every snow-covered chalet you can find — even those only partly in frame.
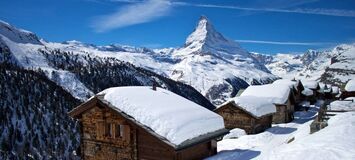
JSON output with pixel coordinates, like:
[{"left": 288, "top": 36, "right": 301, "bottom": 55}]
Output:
[{"left": 69, "top": 86, "right": 228, "bottom": 160}]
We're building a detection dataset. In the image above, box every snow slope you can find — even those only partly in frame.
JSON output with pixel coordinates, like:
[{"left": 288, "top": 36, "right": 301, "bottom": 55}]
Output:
[
  {"left": 207, "top": 102, "right": 355, "bottom": 160},
  {"left": 0, "top": 24, "right": 93, "bottom": 100},
  {"left": 100, "top": 86, "right": 225, "bottom": 145}
]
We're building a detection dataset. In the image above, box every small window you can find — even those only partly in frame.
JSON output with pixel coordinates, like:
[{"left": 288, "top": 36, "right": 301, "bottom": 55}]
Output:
[{"left": 105, "top": 123, "right": 112, "bottom": 137}]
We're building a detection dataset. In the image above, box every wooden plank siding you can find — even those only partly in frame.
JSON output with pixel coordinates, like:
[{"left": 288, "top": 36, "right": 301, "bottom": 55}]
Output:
[
  {"left": 273, "top": 99, "right": 294, "bottom": 124},
  {"left": 341, "top": 91, "right": 355, "bottom": 99},
  {"left": 80, "top": 106, "right": 135, "bottom": 160}
]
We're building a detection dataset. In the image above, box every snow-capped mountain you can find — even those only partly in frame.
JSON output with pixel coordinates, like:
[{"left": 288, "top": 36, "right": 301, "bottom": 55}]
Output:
[
  {"left": 39, "top": 16, "right": 277, "bottom": 105},
  {"left": 168, "top": 16, "right": 277, "bottom": 104},
  {"left": 251, "top": 53, "right": 304, "bottom": 79},
  {"left": 253, "top": 43, "right": 355, "bottom": 86},
  {"left": 0, "top": 20, "right": 41, "bottom": 45}
]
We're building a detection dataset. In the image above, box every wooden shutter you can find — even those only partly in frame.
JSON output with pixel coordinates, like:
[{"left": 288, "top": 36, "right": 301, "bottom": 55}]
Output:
[
  {"left": 123, "top": 125, "right": 130, "bottom": 143},
  {"left": 105, "top": 123, "right": 112, "bottom": 137},
  {"left": 96, "top": 121, "right": 104, "bottom": 139}
]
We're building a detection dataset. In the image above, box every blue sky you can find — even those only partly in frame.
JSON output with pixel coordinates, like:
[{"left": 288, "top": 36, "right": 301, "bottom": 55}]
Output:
[{"left": 1, "top": 0, "right": 355, "bottom": 54}]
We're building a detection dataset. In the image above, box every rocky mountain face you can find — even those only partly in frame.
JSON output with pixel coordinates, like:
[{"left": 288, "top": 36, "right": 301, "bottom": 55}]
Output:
[{"left": 252, "top": 43, "right": 355, "bottom": 87}]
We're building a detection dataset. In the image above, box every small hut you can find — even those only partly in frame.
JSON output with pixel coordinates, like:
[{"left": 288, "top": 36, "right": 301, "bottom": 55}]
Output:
[
  {"left": 301, "top": 88, "right": 315, "bottom": 108},
  {"left": 215, "top": 96, "right": 275, "bottom": 134},
  {"left": 301, "top": 80, "right": 320, "bottom": 103},
  {"left": 240, "top": 84, "right": 295, "bottom": 124},
  {"left": 69, "top": 86, "right": 228, "bottom": 160},
  {"left": 341, "top": 79, "right": 355, "bottom": 99},
  {"left": 323, "top": 84, "right": 333, "bottom": 99}
]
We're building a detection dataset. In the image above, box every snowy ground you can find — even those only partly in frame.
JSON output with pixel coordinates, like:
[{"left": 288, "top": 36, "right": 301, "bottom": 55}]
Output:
[{"left": 207, "top": 102, "right": 355, "bottom": 160}]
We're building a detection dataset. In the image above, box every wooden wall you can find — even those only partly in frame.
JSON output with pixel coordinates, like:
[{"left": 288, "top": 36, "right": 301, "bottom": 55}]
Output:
[
  {"left": 273, "top": 99, "right": 294, "bottom": 124},
  {"left": 137, "top": 128, "right": 175, "bottom": 160},
  {"left": 177, "top": 140, "right": 217, "bottom": 160},
  {"left": 341, "top": 91, "right": 355, "bottom": 99},
  {"left": 79, "top": 106, "right": 136, "bottom": 160}
]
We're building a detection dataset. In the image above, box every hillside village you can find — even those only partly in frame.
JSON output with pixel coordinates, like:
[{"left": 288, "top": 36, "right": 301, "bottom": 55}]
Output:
[
  {"left": 1, "top": 8, "right": 355, "bottom": 160},
  {"left": 67, "top": 77, "right": 355, "bottom": 160}
]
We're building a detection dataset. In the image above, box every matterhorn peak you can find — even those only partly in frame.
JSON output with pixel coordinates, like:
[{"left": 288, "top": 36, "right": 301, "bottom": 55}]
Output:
[
  {"left": 185, "top": 15, "right": 222, "bottom": 47},
  {"left": 180, "top": 16, "right": 248, "bottom": 57}
]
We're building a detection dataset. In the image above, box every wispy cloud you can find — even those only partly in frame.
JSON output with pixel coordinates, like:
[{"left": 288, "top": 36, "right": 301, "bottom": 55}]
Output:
[
  {"left": 173, "top": 2, "right": 355, "bottom": 18},
  {"left": 235, "top": 39, "right": 334, "bottom": 46},
  {"left": 91, "top": 0, "right": 171, "bottom": 32},
  {"left": 90, "top": 0, "right": 355, "bottom": 32}
]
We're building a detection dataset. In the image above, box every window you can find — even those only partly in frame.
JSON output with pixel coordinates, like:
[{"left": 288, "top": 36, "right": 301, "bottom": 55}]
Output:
[{"left": 105, "top": 123, "right": 112, "bottom": 137}]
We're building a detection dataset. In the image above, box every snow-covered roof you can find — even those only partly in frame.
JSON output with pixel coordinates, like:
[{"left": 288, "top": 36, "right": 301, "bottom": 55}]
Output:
[
  {"left": 98, "top": 86, "right": 225, "bottom": 146},
  {"left": 233, "top": 96, "right": 276, "bottom": 118},
  {"left": 301, "top": 88, "right": 314, "bottom": 96},
  {"left": 301, "top": 80, "right": 319, "bottom": 89},
  {"left": 272, "top": 79, "right": 299, "bottom": 91},
  {"left": 240, "top": 84, "right": 291, "bottom": 104},
  {"left": 329, "top": 97, "right": 355, "bottom": 111},
  {"left": 345, "top": 79, "right": 355, "bottom": 92}
]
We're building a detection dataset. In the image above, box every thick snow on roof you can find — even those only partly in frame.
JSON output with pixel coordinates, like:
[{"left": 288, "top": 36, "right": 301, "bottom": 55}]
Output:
[
  {"left": 345, "top": 79, "right": 355, "bottom": 92},
  {"left": 233, "top": 96, "right": 276, "bottom": 117},
  {"left": 301, "top": 88, "right": 314, "bottom": 96},
  {"left": 99, "top": 86, "right": 225, "bottom": 146},
  {"left": 302, "top": 80, "right": 319, "bottom": 89},
  {"left": 240, "top": 84, "right": 291, "bottom": 104},
  {"left": 272, "top": 79, "right": 299, "bottom": 90},
  {"left": 329, "top": 97, "right": 355, "bottom": 111}
]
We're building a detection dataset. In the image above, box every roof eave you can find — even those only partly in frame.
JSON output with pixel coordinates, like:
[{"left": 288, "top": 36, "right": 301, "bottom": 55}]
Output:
[{"left": 175, "top": 128, "right": 229, "bottom": 151}]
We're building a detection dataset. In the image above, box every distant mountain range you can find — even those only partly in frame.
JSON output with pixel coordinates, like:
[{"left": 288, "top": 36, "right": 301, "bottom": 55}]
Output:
[
  {"left": 252, "top": 43, "right": 355, "bottom": 87},
  {"left": 1, "top": 17, "right": 354, "bottom": 104}
]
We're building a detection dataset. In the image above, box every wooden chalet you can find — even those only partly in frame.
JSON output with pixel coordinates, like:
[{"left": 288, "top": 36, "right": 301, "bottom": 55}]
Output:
[
  {"left": 215, "top": 96, "right": 275, "bottom": 134},
  {"left": 302, "top": 80, "right": 320, "bottom": 100},
  {"left": 323, "top": 84, "right": 333, "bottom": 99},
  {"left": 69, "top": 86, "right": 228, "bottom": 160},
  {"left": 240, "top": 84, "right": 296, "bottom": 124},
  {"left": 341, "top": 79, "right": 355, "bottom": 99}
]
